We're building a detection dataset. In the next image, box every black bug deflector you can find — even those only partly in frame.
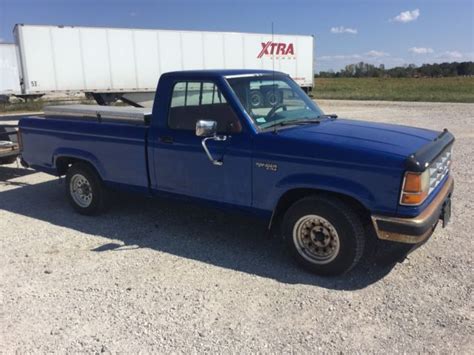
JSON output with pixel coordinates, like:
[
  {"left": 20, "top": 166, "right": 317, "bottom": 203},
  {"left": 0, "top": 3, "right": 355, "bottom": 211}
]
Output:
[{"left": 405, "top": 129, "right": 455, "bottom": 172}]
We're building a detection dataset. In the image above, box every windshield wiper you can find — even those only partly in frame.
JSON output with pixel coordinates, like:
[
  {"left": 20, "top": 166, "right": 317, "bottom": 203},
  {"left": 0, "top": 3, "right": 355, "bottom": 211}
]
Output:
[
  {"left": 265, "top": 118, "right": 321, "bottom": 132},
  {"left": 318, "top": 114, "right": 338, "bottom": 119},
  {"left": 279, "top": 118, "right": 321, "bottom": 126}
]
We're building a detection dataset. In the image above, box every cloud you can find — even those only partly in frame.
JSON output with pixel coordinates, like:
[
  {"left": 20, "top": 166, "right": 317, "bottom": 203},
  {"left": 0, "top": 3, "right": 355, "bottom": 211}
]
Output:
[
  {"left": 319, "top": 50, "right": 390, "bottom": 61},
  {"left": 409, "top": 47, "right": 434, "bottom": 54},
  {"left": 392, "top": 9, "right": 420, "bottom": 23},
  {"left": 366, "top": 50, "right": 389, "bottom": 57},
  {"left": 437, "top": 51, "right": 463, "bottom": 60},
  {"left": 0, "top": 37, "right": 4, "bottom": 43},
  {"left": 330, "top": 26, "right": 358, "bottom": 34},
  {"left": 318, "top": 54, "right": 362, "bottom": 61}
]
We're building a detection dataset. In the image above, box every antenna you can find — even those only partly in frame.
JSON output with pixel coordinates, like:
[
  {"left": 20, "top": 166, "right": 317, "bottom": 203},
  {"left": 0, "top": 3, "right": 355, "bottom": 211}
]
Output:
[
  {"left": 272, "top": 22, "right": 276, "bottom": 106},
  {"left": 272, "top": 22, "right": 277, "bottom": 134},
  {"left": 271, "top": 22, "right": 275, "bottom": 74}
]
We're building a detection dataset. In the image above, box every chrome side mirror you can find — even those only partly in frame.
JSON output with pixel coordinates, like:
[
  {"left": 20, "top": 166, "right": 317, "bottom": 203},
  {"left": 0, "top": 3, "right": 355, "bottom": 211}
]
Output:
[
  {"left": 196, "top": 120, "right": 217, "bottom": 137},
  {"left": 195, "top": 120, "right": 227, "bottom": 166}
]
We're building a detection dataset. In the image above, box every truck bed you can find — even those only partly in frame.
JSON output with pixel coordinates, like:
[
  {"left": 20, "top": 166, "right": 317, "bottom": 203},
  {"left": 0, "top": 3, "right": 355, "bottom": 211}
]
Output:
[{"left": 20, "top": 110, "right": 150, "bottom": 190}]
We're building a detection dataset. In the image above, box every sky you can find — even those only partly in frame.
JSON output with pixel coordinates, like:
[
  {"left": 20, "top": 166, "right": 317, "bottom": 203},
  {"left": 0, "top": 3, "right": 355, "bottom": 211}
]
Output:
[{"left": 0, "top": 0, "right": 473, "bottom": 72}]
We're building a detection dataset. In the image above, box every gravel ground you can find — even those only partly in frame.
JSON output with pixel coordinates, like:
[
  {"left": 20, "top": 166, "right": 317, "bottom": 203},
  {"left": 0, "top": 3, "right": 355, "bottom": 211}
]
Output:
[{"left": 0, "top": 100, "right": 473, "bottom": 353}]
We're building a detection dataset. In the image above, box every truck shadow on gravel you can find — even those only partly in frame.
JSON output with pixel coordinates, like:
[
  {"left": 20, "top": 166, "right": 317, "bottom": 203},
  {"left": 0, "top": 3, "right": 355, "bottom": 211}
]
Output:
[
  {"left": 0, "top": 165, "right": 36, "bottom": 185},
  {"left": 0, "top": 174, "right": 409, "bottom": 290}
]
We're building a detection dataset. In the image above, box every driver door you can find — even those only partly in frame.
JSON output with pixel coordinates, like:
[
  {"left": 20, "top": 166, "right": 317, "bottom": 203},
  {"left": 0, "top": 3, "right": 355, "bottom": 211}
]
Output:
[{"left": 152, "top": 81, "right": 252, "bottom": 207}]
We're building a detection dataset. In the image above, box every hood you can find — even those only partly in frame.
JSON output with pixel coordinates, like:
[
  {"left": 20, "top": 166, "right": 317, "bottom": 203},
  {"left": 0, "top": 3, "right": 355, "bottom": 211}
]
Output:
[{"left": 276, "top": 118, "right": 439, "bottom": 158}]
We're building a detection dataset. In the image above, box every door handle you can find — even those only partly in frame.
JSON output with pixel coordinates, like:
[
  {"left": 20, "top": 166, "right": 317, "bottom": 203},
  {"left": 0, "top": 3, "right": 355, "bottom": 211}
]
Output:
[{"left": 160, "top": 136, "right": 174, "bottom": 144}]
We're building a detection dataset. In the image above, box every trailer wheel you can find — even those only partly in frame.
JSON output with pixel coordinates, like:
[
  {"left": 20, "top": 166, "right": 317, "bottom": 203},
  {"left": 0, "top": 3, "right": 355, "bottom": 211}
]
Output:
[
  {"left": 282, "top": 195, "right": 365, "bottom": 276},
  {"left": 66, "top": 162, "right": 108, "bottom": 216}
]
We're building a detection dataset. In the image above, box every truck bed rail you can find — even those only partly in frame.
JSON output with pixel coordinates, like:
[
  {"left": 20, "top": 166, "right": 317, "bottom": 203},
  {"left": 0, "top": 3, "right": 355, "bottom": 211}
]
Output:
[{"left": 44, "top": 105, "right": 152, "bottom": 125}]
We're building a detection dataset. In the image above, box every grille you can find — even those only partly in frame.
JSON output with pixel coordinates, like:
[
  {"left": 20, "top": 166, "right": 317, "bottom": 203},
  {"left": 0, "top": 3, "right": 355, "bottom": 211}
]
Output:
[{"left": 428, "top": 145, "right": 452, "bottom": 194}]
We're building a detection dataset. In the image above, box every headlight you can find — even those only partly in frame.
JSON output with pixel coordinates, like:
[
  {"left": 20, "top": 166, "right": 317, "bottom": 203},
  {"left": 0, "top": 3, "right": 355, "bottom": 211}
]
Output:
[{"left": 400, "top": 170, "right": 430, "bottom": 206}]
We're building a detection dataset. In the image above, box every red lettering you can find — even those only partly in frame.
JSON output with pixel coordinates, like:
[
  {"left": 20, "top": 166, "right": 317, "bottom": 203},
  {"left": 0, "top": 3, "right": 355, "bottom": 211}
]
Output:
[
  {"left": 258, "top": 42, "right": 270, "bottom": 58},
  {"left": 258, "top": 42, "right": 295, "bottom": 58},
  {"left": 269, "top": 42, "right": 278, "bottom": 54},
  {"left": 277, "top": 43, "right": 286, "bottom": 55}
]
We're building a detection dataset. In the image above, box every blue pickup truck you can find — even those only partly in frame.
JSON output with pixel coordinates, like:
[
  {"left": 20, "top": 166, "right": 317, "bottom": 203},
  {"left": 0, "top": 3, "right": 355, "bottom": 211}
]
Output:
[{"left": 19, "top": 70, "right": 454, "bottom": 275}]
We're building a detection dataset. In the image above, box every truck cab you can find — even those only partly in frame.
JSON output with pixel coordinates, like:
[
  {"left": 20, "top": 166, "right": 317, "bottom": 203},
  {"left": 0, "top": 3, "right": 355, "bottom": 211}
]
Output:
[{"left": 19, "top": 70, "right": 454, "bottom": 276}]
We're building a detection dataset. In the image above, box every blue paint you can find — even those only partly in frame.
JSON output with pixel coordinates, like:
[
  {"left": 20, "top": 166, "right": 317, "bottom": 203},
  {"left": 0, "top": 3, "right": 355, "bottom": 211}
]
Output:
[{"left": 19, "top": 70, "right": 451, "bottom": 222}]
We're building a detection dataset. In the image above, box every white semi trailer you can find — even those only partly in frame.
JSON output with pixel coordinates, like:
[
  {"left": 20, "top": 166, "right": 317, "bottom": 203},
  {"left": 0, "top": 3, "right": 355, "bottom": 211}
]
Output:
[
  {"left": 13, "top": 24, "right": 314, "bottom": 106},
  {"left": 0, "top": 43, "right": 21, "bottom": 101}
]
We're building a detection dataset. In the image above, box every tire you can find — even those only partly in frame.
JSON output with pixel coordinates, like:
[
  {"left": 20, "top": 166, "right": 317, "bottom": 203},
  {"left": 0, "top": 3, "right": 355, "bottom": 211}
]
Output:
[
  {"left": 282, "top": 195, "right": 365, "bottom": 276},
  {"left": 65, "top": 162, "right": 108, "bottom": 216},
  {"left": 249, "top": 90, "right": 264, "bottom": 108}
]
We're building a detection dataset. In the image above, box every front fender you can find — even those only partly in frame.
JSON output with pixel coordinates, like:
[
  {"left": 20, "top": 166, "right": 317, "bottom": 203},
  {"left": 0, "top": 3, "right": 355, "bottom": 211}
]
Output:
[
  {"left": 52, "top": 147, "right": 106, "bottom": 179},
  {"left": 272, "top": 173, "right": 375, "bottom": 210}
]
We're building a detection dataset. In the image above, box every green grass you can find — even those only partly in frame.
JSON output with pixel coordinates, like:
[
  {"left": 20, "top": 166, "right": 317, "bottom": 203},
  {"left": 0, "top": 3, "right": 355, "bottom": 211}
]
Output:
[
  {"left": 312, "top": 77, "right": 474, "bottom": 103},
  {"left": 0, "top": 100, "right": 46, "bottom": 114},
  {"left": 0, "top": 98, "right": 97, "bottom": 114}
]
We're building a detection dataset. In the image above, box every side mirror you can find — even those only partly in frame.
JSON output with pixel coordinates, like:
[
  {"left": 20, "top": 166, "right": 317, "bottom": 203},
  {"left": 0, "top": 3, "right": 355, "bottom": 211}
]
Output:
[
  {"left": 196, "top": 120, "right": 217, "bottom": 137},
  {"left": 195, "top": 120, "right": 227, "bottom": 166}
]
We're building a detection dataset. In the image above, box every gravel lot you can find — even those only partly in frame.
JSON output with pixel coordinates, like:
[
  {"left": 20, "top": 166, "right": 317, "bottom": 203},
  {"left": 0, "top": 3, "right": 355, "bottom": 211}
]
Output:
[{"left": 1, "top": 100, "right": 473, "bottom": 353}]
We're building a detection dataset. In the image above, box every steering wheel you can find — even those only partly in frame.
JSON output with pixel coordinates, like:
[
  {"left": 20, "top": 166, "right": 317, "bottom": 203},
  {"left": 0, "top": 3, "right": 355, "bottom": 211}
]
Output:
[{"left": 265, "top": 104, "right": 288, "bottom": 121}]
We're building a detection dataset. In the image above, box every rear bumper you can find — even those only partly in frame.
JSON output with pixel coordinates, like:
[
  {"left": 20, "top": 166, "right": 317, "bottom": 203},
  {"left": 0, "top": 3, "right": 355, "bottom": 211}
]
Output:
[{"left": 371, "top": 176, "right": 454, "bottom": 244}]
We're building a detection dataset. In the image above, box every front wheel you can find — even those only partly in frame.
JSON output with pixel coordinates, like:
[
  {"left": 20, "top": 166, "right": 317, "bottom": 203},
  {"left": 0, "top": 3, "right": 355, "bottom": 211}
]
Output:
[
  {"left": 65, "top": 162, "right": 108, "bottom": 216},
  {"left": 283, "top": 195, "right": 365, "bottom": 276}
]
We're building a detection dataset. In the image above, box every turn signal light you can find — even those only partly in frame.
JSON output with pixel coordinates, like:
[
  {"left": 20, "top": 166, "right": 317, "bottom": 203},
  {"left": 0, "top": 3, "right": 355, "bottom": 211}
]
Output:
[{"left": 400, "top": 171, "right": 430, "bottom": 206}]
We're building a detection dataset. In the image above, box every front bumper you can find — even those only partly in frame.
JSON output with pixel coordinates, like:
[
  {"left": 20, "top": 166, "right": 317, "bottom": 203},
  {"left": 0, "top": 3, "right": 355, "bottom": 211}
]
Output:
[{"left": 371, "top": 176, "right": 454, "bottom": 244}]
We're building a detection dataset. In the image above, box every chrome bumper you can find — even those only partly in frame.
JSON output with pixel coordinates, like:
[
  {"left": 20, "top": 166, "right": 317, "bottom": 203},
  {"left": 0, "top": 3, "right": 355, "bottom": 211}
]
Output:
[{"left": 371, "top": 176, "right": 454, "bottom": 244}]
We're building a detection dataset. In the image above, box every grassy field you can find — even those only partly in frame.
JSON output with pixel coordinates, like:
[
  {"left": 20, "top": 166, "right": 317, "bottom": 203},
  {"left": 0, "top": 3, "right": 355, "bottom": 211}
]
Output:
[
  {"left": 312, "top": 77, "right": 474, "bottom": 103},
  {"left": 0, "top": 100, "right": 45, "bottom": 114}
]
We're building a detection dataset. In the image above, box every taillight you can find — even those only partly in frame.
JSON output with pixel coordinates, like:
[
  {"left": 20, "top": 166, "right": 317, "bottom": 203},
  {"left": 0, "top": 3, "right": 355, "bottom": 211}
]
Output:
[{"left": 400, "top": 170, "right": 430, "bottom": 206}]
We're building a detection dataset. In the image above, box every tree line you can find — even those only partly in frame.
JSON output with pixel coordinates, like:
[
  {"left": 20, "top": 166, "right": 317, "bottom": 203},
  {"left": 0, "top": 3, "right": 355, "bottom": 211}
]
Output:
[{"left": 316, "top": 61, "right": 474, "bottom": 78}]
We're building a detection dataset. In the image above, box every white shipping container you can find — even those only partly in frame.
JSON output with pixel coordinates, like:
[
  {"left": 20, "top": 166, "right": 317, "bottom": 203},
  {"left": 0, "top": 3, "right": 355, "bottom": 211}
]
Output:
[
  {"left": 0, "top": 43, "right": 21, "bottom": 95},
  {"left": 13, "top": 24, "right": 314, "bottom": 95}
]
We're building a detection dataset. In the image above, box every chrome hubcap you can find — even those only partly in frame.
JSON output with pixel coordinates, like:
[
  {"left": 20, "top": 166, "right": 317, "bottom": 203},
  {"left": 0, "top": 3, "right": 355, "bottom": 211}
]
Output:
[
  {"left": 70, "top": 174, "right": 92, "bottom": 208},
  {"left": 293, "top": 215, "right": 340, "bottom": 264}
]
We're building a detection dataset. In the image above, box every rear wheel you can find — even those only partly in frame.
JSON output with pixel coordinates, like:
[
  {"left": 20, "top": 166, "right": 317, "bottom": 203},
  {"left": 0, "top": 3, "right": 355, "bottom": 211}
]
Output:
[
  {"left": 65, "top": 162, "right": 108, "bottom": 215},
  {"left": 283, "top": 195, "right": 365, "bottom": 276}
]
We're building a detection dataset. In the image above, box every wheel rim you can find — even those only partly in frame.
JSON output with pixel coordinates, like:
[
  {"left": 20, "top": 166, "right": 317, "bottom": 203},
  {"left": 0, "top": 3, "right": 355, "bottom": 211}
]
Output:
[
  {"left": 293, "top": 215, "right": 340, "bottom": 264},
  {"left": 70, "top": 173, "right": 93, "bottom": 208}
]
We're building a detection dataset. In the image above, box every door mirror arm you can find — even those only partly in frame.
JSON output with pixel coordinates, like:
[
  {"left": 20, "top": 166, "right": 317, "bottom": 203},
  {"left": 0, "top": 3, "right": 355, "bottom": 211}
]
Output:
[
  {"left": 196, "top": 120, "right": 228, "bottom": 166},
  {"left": 201, "top": 135, "right": 227, "bottom": 166}
]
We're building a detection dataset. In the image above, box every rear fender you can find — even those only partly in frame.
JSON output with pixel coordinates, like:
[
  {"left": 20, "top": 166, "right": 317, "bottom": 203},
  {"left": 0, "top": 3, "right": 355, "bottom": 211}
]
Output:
[{"left": 52, "top": 148, "right": 106, "bottom": 179}]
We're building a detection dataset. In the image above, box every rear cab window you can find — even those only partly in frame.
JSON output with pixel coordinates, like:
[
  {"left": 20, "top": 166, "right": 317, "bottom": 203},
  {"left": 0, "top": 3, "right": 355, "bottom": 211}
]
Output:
[{"left": 168, "top": 81, "right": 242, "bottom": 133}]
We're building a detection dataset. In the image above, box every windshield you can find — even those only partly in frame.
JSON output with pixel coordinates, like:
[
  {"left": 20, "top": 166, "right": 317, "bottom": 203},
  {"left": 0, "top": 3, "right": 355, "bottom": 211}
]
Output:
[{"left": 226, "top": 75, "right": 324, "bottom": 130}]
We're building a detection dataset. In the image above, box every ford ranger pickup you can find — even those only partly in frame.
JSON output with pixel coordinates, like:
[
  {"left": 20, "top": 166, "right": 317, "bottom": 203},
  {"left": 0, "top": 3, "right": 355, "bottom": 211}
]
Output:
[{"left": 18, "top": 70, "right": 454, "bottom": 275}]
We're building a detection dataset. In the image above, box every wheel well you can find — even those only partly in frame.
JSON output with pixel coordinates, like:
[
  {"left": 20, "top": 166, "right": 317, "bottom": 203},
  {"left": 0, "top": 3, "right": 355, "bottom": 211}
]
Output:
[
  {"left": 270, "top": 188, "right": 371, "bottom": 234},
  {"left": 55, "top": 157, "right": 96, "bottom": 176}
]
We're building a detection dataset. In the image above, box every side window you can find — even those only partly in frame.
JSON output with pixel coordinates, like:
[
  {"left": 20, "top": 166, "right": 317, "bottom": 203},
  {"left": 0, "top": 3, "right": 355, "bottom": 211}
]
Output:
[{"left": 168, "top": 81, "right": 240, "bottom": 133}]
